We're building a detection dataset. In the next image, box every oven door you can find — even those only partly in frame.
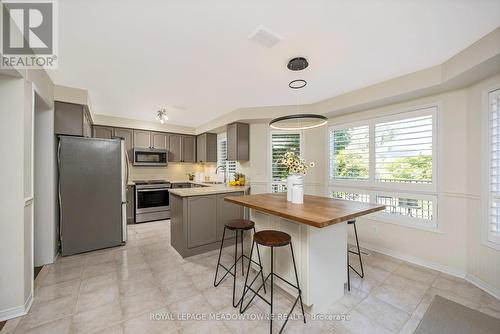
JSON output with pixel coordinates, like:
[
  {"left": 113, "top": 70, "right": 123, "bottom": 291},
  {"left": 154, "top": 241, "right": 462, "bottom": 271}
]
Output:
[{"left": 135, "top": 188, "right": 170, "bottom": 214}]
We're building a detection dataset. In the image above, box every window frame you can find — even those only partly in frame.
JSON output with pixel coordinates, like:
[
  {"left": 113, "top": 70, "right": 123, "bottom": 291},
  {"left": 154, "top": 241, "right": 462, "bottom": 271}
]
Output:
[
  {"left": 269, "top": 130, "right": 304, "bottom": 193},
  {"left": 328, "top": 105, "right": 439, "bottom": 229},
  {"left": 217, "top": 133, "right": 237, "bottom": 180},
  {"left": 482, "top": 86, "right": 500, "bottom": 250}
]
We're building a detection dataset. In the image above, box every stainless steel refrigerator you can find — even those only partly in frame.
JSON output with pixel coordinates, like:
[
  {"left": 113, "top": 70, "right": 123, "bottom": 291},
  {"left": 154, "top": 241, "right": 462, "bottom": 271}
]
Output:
[{"left": 58, "top": 136, "right": 127, "bottom": 256}]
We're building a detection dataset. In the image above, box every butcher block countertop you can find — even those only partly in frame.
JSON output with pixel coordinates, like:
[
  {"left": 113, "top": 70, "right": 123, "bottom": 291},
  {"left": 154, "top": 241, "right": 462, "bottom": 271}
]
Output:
[{"left": 224, "top": 193, "right": 385, "bottom": 228}]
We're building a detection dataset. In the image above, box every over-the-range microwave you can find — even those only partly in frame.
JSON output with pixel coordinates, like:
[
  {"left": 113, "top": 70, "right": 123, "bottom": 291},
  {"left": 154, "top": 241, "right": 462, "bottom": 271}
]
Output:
[{"left": 133, "top": 148, "right": 168, "bottom": 166}]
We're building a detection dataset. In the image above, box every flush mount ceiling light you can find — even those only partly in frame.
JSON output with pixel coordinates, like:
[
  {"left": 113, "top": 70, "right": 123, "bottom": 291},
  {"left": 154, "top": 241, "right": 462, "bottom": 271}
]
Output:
[
  {"left": 156, "top": 107, "right": 169, "bottom": 124},
  {"left": 269, "top": 114, "right": 327, "bottom": 130}
]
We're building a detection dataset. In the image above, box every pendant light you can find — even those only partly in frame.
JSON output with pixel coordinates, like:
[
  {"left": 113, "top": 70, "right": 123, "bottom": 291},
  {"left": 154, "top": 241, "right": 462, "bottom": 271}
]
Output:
[
  {"left": 269, "top": 57, "right": 327, "bottom": 130},
  {"left": 156, "top": 107, "right": 169, "bottom": 124}
]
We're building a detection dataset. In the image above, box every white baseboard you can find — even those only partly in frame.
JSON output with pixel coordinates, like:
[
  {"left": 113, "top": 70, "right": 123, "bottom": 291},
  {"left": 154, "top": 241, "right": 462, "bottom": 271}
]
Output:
[
  {"left": 0, "top": 292, "right": 33, "bottom": 322},
  {"left": 465, "top": 273, "right": 500, "bottom": 300},
  {"left": 357, "top": 241, "right": 500, "bottom": 300}
]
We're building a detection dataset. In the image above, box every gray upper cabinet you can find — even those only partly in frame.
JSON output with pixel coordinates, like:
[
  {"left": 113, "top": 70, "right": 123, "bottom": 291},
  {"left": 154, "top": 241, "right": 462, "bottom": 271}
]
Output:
[
  {"left": 182, "top": 136, "right": 196, "bottom": 163},
  {"left": 196, "top": 133, "right": 217, "bottom": 163},
  {"left": 133, "top": 130, "right": 151, "bottom": 149},
  {"left": 93, "top": 126, "right": 114, "bottom": 139},
  {"left": 169, "top": 134, "right": 196, "bottom": 162},
  {"left": 113, "top": 128, "right": 134, "bottom": 154},
  {"left": 227, "top": 122, "right": 249, "bottom": 161},
  {"left": 168, "top": 134, "right": 182, "bottom": 162},
  {"left": 151, "top": 132, "right": 168, "bottom": 150},
  {"left": 55, "top": 101, "right": 93, "bottom": 137}
]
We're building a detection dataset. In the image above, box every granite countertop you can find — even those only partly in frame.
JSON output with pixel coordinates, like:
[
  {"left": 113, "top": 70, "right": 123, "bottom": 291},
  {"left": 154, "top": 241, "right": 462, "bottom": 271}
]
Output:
[{"left": 169, "top": 182, "right": 249, "bottom": 197}]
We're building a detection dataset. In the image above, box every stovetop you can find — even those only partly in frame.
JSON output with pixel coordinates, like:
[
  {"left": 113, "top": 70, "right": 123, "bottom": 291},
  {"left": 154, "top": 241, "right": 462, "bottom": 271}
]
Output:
[{"left": 134, "top": 180, "right": 170, "bottom": 185}]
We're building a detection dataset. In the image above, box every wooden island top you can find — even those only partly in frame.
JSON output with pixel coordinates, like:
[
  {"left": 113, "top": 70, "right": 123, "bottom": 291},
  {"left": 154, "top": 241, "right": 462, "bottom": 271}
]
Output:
[{"left": 224, "top": 193, "right": 385, "bottom": 228}]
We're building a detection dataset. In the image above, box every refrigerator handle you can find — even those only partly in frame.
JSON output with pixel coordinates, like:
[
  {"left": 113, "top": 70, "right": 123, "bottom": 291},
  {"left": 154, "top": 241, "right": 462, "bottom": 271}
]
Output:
[{"left": 57, "top": 140, "right": 63, "bottom": 240}]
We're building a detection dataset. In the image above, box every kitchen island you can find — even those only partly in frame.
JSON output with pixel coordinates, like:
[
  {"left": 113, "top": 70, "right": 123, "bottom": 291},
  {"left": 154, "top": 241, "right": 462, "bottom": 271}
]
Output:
[
  {"left": 225, "top": 193, "right": 385, "bottom": 313},
  {"left": 169, "top": 183, "right": 249, "bottom": 258}
]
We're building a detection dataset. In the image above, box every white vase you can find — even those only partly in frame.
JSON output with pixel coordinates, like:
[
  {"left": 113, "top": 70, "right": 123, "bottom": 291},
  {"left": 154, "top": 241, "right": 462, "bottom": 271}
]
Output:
[{"left": 286, "top": 174, "right": 303, "bottom": 202}]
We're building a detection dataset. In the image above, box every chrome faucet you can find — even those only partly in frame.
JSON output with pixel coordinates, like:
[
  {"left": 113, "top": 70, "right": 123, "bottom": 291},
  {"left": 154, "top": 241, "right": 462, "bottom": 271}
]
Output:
[{"left": 215, "top": 165, "right": 227, "bottom": 185}]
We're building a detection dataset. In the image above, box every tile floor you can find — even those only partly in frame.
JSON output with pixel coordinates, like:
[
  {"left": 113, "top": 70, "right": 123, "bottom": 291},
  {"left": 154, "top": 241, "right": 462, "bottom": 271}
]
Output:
[{"left": 2, "top": 220, "right": 499, "bottom": 334}]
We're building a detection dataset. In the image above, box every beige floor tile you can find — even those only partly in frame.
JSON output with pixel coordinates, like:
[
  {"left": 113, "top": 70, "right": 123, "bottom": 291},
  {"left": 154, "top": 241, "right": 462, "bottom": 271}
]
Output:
[
  {"left": 91, "top": 323, "right": 124, "bottom": 334},
  {"left": 326, "top": 287, "right": 368, "bottom": 315},
  {"left": 190, "top": 269, "right": 215, "bottom": 291},
  {"left": 424, "top": 287, "right": 481, "bottom": 311},
  {"left": 122, "top": 307, "right": 179, "bottom": 334},
  {"left": 71, "top": 301, "right": 123, "bottom": 334},
  {"left": 371, "top": 283, "right": 425, "bottom": 314},
  {"left": 431, "top": 274, "right": 483, "bottom": 303},
  {"left": 79, "top": 271, "right": 118, "bottom": 294},
  {"left": 162, "top": 279, "right": 201, "bottom": 305},
  {"left": 167, "top": 294, "right": 213, "bottom": 317},
  {"left": 393, "top": 262, "right": 439, "bottom": 285},
  {"left": 355, "top": 295, "right": 410, "bottom": 333},
  {"left": 14, "top": 317, "right": 71, "bottom": 334},
  {"left": 41, "top": 265, "right": 83, "bottom": 286},
  {"left": 398, "top": 314, "right": 421, "bottom": 334},
  {"left": 120, "top": 288, "right": 167, "bottom": 320},
  {"left": 118, "top": 270, "right": 159, "bottom": 297},
  {"left": 16, "top": 295, "right": 76, "bottom": 332},
  {"left": 178, "top": 320, "right": 230, "bottom": 334},
  {"left": 332, "top": 310, "right": 393, "bottom": 334},
  {"left": 368, "top": 253, "right": 402, "bottom": 273},
  {"left": 33, "top": 279, "right": 80, "bottom": 305},
  {"left": 217, "top": 306, "right": 262, "bottom": 334},
  {"left": 82, "top": 260, "right": 118, "bottom": 279},
  {"left": 76, "top": 284, "right": 120, "bottom": 313},
  {"left": 85, "top": 250, "right": 117, "bottom": 266}
]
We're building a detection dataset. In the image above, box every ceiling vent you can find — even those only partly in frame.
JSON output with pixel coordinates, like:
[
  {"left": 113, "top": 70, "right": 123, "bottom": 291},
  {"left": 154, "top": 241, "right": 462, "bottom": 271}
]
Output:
[{"left": 248, "top": 25, "right": 282, "bottom": 48}]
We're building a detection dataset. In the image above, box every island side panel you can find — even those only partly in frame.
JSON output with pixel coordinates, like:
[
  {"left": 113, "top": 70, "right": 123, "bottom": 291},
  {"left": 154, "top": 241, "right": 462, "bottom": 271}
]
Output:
[
  {"left": 170, "top": 193, "right": 187, "bottom": 257},
  {"left": 307, "top": 221, "right": 347, "bottom": 313}
]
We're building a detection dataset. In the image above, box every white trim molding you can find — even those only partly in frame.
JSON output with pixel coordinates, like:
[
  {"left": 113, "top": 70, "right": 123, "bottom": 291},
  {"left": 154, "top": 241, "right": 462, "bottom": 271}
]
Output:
[{"left": 0, "top": 293, "right": 33, "bottom": 322}]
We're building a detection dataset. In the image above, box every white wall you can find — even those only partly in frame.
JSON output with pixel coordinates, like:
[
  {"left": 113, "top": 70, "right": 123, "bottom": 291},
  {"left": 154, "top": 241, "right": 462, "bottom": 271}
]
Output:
[
  {"left": 34, "top": 95, "right": 58, "bottom": 266},
  {"left": 0, "top": 75, "right": 32, "bottom": 320}
]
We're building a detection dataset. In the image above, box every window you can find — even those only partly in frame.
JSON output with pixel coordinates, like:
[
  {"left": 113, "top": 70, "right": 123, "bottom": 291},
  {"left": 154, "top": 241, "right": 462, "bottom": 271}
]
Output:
[
  {"left": 217, "top": 134, "right": 237, "bottom": 180},
  {"left": 329, "top": 107, "right": 437, "bottom": 229},
  {"left": 375, "top": 115, "right": 433, "bottom": 184},
  {"left": 487, "top": 89, "right": 500, "bottom": 244},
  {"left": 330, "top": 125, "right": 369, "bottom": 181},
  {"left": 271, "top": 132, "right": 301, "bottom": 193}
]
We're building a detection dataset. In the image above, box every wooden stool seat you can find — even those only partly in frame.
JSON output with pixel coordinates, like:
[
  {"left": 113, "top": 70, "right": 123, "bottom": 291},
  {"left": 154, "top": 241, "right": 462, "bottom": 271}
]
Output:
[
  {"left": 254, "top": 230, "right": 291, "bottom": 247},
  {"left": 224, "top": 219, "right": 255, "bottom": 231}
]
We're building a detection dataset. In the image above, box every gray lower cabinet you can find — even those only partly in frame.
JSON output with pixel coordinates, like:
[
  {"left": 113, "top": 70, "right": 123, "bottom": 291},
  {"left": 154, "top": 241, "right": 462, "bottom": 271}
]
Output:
[
  {"left": 216, "top": 193, "right": 244, "bottom": 240},
  {"left": 126, "top": 185, "right": 135, "bottom": 224},
  {"left": 170, "top": 191, "right": 245, "bottom": 258},
  {"left": 187, "top": 196, "right": 217, "bottom": 248}
]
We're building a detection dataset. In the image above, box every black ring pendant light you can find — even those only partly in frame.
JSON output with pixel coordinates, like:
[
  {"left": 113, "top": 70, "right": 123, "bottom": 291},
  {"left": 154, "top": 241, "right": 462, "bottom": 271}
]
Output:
[
  {"left": 269, "top": 57, "right": 327, "bottom": 130},
  {"left": 269, "top": 114, "right": 328, "bottom": 130},
  {"left": 289, "top": 79, "right": 307, "bottom": 89}
]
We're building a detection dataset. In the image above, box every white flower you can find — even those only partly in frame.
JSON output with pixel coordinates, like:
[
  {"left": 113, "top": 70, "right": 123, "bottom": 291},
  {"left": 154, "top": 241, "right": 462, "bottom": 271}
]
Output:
[{"left": 309, "top": 162, "right": 316, "bottom": 168}]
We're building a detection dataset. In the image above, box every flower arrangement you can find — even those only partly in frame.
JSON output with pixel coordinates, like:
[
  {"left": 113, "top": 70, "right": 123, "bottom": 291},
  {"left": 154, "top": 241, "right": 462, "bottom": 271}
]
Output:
[{"left": 281, "top": 149, "right": 315, "bottom": 176}]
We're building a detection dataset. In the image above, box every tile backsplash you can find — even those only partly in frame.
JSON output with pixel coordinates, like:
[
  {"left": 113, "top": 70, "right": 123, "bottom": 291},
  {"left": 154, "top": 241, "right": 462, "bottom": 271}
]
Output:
[{"left": 128, "top": 163, "right": 204, "bottom": 182}]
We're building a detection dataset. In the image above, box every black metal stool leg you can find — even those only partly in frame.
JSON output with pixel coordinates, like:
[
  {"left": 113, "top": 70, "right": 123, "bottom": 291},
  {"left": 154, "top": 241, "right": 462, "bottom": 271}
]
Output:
[
  {"left": 347, "top": 246, "right": 351, "bottom": 291},
  {"left": 290, "top": 241, "right": 306, "bottom": 324},
  {"left": 240, "top": 239, "right": 255, "bottom": 312},
  {"left": 214, "top": 227, "right": 227, "bottom": 287},
  {"left": 232, "top": 230, "right": 239, "bottom": 307},
  {"left": 353, "top": 221, "right": 364, "bottom": 278},
  {"left": 270, "top": 246, "right": 274, "bottom": 334},
  {"left": 253, "top": 228, "right": 267, "bottom": 294},
  {"left": 241, "top": 230, "right": 245, "bottom": 276}
]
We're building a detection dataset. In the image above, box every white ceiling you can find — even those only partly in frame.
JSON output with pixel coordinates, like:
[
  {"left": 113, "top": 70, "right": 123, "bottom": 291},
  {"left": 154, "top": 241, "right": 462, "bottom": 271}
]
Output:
[{"left": 48, "top": 0, "right": 500, "bottom": 127}]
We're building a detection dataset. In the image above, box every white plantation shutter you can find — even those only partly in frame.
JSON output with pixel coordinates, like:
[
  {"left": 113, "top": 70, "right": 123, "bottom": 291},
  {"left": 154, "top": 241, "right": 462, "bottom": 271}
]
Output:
[
  {"left": 217, "top": 135, "right": 237, "bottom": 178},
  {"left": 271, "top": 132, "right": 301, "bottom": 192},
  {"left": 375, "top": 112, "right": 433, "bottom": 184},
  {"left": 489, "top": 89, "right": 500, "bottom": 242},
  {"left": 330, "top": 125, "right": 369, "bottom": 180}
]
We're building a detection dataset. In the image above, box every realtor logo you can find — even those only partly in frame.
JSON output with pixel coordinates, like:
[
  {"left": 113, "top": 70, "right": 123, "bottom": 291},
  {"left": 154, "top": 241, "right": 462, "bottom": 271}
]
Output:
[{"left": 1, "top": 0, "right": 58, "bottom": 68}]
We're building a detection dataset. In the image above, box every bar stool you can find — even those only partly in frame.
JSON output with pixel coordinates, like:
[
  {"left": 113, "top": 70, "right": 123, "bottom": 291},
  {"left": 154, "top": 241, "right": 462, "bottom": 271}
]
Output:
[
  {"left": 347, "top": 219, "right": 364, "bottom": 291},
  {"left": 214, "top": 219, "right": 266, "bottom": 307},
  {"left": 240, "top": 230, "right": 306, "bottom": 334}
]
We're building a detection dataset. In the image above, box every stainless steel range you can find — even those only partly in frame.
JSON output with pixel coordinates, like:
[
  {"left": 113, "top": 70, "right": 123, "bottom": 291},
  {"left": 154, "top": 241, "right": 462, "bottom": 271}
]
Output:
[{"left": 134, "top": 180, "right": 171, "bottom": 223}]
